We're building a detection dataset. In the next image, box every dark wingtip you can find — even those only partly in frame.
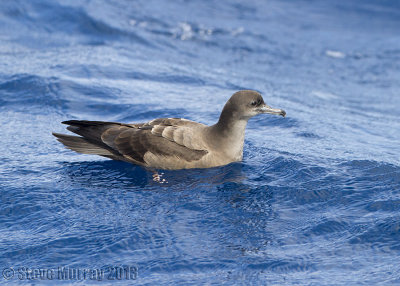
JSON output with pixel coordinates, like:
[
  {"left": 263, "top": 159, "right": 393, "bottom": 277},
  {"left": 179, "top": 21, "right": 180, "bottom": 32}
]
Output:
[
  {"left": 62, "top": 120, "right": 81, "bottom": 125},
  {"left": 61, "top": 120, "right": 121, "bottom": 127}
]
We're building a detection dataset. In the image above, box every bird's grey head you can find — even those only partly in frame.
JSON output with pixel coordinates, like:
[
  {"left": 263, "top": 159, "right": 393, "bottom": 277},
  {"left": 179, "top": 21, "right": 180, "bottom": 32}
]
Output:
[{"left": 224, "top": 90, "right": 286, "bottom": 120}]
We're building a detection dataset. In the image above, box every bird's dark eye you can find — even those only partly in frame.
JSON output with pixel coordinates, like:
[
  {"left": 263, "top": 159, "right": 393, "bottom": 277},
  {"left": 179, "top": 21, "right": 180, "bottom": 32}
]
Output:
[{"left": 251, "top": 101, "right": 257, "bottom": 106}]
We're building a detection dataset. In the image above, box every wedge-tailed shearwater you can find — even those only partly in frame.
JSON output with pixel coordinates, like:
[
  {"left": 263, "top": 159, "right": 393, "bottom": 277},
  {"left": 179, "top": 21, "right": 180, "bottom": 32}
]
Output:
[{"left": 53, "top": 90, "right": 286, "bottom": 170}]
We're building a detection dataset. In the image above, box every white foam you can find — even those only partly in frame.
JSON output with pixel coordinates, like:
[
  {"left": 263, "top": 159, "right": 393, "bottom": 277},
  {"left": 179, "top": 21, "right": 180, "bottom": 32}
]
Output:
[
  {"left": 311, "top": 90, "right": 338, "bottom": 100},
  {"left": 326, "top": 50, "right": 346, "bottom": 59}
]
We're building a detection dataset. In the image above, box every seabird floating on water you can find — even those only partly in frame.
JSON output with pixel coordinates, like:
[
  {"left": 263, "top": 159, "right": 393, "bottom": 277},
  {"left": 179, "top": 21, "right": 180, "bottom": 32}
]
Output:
[{"left": 53, "top": 90, "right": 286, "bottom": 170}]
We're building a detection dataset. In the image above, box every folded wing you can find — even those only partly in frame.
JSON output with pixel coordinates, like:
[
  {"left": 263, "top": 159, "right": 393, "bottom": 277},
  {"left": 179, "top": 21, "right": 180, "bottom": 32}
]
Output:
[{"left": 53, "top": 118, "right": 209, "bottom": 168}]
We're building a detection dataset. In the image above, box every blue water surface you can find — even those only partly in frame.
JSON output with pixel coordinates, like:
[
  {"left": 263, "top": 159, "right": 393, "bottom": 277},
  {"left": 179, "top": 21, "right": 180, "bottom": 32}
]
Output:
[{"left": 1, "top": 0, "right": 400, "bottom": 285}]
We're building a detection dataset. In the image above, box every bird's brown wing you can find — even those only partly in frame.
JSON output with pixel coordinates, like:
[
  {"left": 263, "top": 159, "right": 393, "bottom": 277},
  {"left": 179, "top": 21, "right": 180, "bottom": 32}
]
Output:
[
  {"left": 55, "top": 118, "right": 209, "bottom": 167},
  {"left": 104, "top": 118, "right": 208, "bottom": 165}
]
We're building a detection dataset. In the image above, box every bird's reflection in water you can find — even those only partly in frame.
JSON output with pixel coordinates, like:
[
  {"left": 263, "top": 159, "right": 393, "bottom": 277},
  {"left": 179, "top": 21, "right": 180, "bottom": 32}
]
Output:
[
  {"left": 60, "top": 160, "right": 247, "bottom": 190},
  {"left": 59, "top": 159, "right": 275, "bottom": 260},
  {"left": 159, "top": 162, "right": 247, "bottom": 187},
  {"left": 61, "top": 160, "right": 148, "bottom": 189}
]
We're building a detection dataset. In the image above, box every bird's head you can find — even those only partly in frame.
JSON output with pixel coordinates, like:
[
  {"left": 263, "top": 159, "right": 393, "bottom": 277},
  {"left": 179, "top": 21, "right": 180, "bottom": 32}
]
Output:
[{"left": 226, "top": 90, "right": 286, "bottom": 120}]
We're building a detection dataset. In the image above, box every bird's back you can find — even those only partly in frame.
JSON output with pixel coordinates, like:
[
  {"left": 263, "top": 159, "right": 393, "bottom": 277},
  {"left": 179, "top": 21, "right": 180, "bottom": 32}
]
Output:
[{"left": 53, "top": 118, "right": 214, "bottom": 169}]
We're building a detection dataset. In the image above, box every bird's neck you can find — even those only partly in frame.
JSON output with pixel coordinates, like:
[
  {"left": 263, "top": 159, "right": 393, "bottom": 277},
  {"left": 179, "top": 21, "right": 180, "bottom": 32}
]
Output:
[{"left": 208, "top": 111, "right": 249, "bottom": 160}]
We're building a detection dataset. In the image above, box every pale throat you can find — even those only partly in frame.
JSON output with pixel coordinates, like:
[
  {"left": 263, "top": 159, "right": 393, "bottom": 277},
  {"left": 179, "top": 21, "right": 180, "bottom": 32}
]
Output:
[{"left": 222, "top": 118, "right": 249, "bottom": 160}]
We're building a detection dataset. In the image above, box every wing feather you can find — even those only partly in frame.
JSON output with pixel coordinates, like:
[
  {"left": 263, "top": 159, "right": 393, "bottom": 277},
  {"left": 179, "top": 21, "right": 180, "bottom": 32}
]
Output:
[
  {"left": 110, "top": 118, "right": 208, "bottom": 164},
  {"left": 57, "top": 118, "right": 209, "bottom": 168},
  {"left": 111, "top": 128, "right": 207, "bottom": 164}
]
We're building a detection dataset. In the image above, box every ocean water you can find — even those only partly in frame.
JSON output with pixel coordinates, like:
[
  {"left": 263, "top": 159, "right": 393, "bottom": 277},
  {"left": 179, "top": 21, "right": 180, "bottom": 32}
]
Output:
[{"left": 1, "top": 0, "right": 400, "bottom": 284}]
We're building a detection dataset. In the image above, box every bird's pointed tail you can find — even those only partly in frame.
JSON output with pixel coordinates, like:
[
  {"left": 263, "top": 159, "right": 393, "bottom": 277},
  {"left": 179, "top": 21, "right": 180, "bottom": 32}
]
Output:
[{"left": 52, "top": 132, "right": 114, "bottom": 156}]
